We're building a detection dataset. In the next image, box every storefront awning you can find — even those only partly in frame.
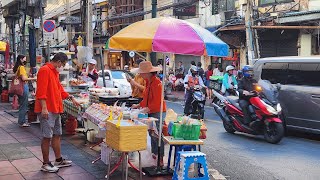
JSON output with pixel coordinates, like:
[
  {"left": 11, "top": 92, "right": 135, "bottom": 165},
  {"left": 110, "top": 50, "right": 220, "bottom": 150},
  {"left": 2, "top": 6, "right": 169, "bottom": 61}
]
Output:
[
  {"left": 275, "top": 10, "right": 320, "bottom": 24},
  {"left": 219, "top": 25, "right": 245, "bottom": 31}
]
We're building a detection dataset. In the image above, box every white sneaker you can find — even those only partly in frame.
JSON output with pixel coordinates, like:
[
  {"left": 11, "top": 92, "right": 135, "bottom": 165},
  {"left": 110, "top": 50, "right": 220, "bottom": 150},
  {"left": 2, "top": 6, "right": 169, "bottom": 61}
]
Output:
[
  {"left": 41, "top": 162, "right": 59, "bottom": 173},
  {"left": 54, "top": 158, "right": 72, "bottom": 168},
  {"left": 21, "top": 123, "right": 30, "bottom": 127}
]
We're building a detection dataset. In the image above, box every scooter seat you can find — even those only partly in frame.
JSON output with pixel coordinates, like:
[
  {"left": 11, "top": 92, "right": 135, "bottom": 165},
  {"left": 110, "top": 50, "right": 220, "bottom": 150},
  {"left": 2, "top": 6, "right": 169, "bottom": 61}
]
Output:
[{"left": 226, "top": 96, "right": 242, "bottom": 110}]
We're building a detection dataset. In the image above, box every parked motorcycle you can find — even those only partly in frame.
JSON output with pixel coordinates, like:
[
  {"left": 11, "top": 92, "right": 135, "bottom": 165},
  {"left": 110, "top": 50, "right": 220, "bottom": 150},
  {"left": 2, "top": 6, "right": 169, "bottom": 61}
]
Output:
[
  {"left": 185, "top": 85, "right": 206, "bottom": 119},
  {"left": 213, "top": 82, "right": 284, "bottom": 144}
]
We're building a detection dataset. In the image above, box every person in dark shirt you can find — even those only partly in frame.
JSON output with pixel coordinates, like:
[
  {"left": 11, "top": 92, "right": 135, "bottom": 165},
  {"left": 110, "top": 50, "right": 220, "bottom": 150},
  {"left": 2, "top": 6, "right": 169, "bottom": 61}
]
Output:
[
  {"left": 238, "top": 65, "right": 258, "bottom": 124},
  {"left": 197, "top": 62, "right": 205, "bottom": 82}
]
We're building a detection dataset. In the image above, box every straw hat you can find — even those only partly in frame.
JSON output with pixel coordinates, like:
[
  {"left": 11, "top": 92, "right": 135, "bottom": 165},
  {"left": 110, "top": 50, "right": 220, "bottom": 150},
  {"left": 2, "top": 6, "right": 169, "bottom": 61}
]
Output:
[{"left": 131, "top": 61, "right": 162, "bottom": 74}]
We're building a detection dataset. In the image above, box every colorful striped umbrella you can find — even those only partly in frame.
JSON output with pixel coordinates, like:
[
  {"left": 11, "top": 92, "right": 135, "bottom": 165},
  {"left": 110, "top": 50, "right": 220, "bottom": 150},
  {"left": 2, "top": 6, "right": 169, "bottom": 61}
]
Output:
[{"left": 108, "top": 17, "right": 229, "bottom": 57}]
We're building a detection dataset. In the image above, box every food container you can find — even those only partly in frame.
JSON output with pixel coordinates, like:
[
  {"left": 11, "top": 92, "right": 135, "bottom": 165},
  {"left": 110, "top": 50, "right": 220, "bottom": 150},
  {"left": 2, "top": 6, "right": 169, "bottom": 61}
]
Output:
[
  {"left": 172, "top": 123, "right": 201, "bottom": 140},
  {"left": 106, "top": 120, "right": 147, "bottom": 152}
]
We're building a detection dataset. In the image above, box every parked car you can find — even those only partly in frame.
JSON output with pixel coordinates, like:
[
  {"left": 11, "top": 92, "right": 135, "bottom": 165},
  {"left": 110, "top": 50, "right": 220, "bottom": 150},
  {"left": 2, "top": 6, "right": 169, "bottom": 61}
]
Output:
[
  {"left": 253, "top": 56, "right": 320, "bottom": 134},
  {"left": 97, "top": 70, "right": 132, "bottom": 97}
]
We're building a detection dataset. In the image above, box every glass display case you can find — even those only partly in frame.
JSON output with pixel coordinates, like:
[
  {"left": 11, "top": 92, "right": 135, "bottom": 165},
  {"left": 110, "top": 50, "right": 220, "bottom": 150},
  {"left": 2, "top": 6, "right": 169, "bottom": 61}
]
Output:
[{"left": 59, "top": 71, "right": 70, "bottom": 88}]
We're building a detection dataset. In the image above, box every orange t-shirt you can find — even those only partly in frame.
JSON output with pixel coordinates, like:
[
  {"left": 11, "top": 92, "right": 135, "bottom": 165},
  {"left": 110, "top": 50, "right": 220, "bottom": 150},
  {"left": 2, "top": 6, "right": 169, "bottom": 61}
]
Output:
[
  {"left": 139, "top": 75, "right": 166, "bottom": 114},
  {"left": 34, "top": 63, "right": 69, "bottom": 113},
  {"left": 131, "top": 74, "right": 146, "bottom": 98}
]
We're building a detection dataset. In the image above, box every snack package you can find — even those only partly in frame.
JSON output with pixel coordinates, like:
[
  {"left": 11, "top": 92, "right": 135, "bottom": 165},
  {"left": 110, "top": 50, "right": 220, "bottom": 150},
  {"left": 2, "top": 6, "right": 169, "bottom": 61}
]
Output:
[{"left": 164, "top": 109, "right": 177, "bottom": 124}]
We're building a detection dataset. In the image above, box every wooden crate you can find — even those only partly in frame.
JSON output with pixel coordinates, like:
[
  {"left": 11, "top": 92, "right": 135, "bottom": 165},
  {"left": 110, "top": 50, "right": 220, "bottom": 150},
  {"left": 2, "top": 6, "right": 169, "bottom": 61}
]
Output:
[{"left": 106, "top": 120, "right": 147, "bottom": 152}]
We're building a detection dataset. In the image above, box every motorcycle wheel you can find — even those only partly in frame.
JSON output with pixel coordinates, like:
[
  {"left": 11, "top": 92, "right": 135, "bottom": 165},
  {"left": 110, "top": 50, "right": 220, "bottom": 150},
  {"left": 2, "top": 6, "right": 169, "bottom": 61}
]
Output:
[
  {"left": 223, "top": 119, "right": 235, "bottom": 134},
  {"left": 264, "top": 122, "right": 284, "bottom": 144}
]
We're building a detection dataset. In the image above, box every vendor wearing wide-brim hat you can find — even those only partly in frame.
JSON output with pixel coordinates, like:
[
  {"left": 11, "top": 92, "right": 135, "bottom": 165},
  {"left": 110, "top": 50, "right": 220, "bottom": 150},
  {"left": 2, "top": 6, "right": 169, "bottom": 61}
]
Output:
[{"left": 131, "top": 61, "right": 166, "bottom": 166}]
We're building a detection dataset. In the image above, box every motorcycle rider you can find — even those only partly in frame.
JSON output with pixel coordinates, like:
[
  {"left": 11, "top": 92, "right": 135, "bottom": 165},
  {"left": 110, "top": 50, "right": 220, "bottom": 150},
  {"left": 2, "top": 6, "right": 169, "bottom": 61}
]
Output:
[
  {"left": 238, "top": 65, "right": 258, "bottom": 125},
  {"left": 222, "top": 65, "right": 238, "bottom": 96},
  {"left": 183, "top": 65, "right": 205, "bottom": 115}
]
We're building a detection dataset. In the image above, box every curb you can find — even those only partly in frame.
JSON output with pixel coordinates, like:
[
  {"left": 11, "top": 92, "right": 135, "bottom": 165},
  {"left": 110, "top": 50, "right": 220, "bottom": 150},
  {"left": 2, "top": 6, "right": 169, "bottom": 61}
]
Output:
[{"left": 209, "top": 168, "right": 227, "bottom": 180}]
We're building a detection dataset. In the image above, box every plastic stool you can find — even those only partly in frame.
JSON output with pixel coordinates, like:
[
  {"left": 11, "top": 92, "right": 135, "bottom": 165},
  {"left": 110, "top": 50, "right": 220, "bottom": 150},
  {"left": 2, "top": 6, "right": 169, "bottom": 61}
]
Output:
[
  {"left": 173, "top": 145, "right": 197, "bottom": 166},
  {"left": 168, "top": 145, "right": 198, "bottom": 172},
  {"left": 173, "top": 151, "right": 209, "bottom": 180}
]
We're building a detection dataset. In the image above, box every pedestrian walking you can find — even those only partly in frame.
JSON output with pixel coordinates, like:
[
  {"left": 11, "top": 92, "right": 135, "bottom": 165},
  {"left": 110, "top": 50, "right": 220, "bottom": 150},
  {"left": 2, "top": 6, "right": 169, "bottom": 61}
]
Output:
[
  {"left": 175, "top": 61, "right": 185, "bottom": 78},
  {"left": 205, "top": 65, "right": 213, "bottom": 99},
  {"left": 34, "top": 52, "right": 80, "bottom": 173},
  {"left": 197, "top": 62, "right": 205, "bottom": 82},
  {"left": 13, "top": 55, "right": 37, "bottom": 127},
  {"left": 187, "top": 61, "right": 196, "bottom": 75}
]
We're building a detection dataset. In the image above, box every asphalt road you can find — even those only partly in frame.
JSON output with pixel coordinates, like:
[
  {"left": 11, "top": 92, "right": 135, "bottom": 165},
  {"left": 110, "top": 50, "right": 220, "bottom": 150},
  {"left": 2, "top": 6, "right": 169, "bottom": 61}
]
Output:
[{"left": 167, "top": 101, "right": 320, "bottom": 180}]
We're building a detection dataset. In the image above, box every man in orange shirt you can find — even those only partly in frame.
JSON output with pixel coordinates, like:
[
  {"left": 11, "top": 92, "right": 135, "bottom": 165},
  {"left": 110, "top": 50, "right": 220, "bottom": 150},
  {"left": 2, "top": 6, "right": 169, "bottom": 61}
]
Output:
[
  {"left": 131, "top": 61, "right": 166, "bottom": 166},
  {"left": 35, "top": 52, "right": 80, "bottom": 173}
]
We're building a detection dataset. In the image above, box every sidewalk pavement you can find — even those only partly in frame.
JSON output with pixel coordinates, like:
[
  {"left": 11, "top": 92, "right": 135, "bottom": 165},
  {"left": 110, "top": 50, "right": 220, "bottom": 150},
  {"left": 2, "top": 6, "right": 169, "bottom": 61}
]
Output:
[{"left": 0, "top": 102, "right": 225, "bottom": 180}]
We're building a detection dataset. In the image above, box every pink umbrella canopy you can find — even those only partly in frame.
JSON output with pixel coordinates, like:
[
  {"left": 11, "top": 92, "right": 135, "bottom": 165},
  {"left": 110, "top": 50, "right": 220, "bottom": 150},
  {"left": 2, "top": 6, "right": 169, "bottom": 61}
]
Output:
[{"left": 108, "top": 17, "right": 229, "bottom": 57}]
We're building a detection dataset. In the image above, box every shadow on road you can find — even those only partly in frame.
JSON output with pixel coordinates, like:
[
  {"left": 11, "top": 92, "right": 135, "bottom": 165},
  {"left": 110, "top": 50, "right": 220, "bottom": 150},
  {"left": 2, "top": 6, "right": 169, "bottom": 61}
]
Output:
[{"left": 287, "top": 130, "right": 320, "bottom": 141}]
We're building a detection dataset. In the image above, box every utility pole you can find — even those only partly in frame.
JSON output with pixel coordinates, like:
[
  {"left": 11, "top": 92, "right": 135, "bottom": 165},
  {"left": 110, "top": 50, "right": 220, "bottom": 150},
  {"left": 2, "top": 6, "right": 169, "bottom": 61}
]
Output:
[
  {"left": 21, "top": 0, "right": 27, "bottom": 55},
  {"left": 81, "top": 0, "right": 87, "bottom": 46},
  {"left": 150, "top": 0, "right": 157, "bottom": 65},
  {"left": 39, "top": 0, "right": 45, "bottom": 62},
  {"left": 152, "top": 0, "right": 157, "bottom": 18},
  {"left": 12, "top": 19, "right": 16, "bottom": 63},
  {"left": 65, "top": 0, "right": 72, "bottom": 47},
  {"left": 87, "top": 0, "right": 93, "bottom": 48},
  {"left": 244, "top": 0, "right": 255, "bottom": 65}
]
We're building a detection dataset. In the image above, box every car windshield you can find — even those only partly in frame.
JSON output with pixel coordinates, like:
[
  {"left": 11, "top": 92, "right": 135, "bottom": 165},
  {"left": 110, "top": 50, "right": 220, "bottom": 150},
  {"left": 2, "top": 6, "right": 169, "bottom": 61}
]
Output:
[{"left": 111, "top": 71, "right": 126, "bottom": 79}]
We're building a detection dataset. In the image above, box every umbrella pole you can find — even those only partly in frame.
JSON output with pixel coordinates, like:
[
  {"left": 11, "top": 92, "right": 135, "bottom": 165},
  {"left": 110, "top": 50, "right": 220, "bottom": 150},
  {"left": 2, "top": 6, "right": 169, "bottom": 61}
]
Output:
[
  {"left": 143, "top": 55, "right": 172, "bottom": 177},
  {"left": 156, "top": 56, "right": 165, "bottom": 170}
]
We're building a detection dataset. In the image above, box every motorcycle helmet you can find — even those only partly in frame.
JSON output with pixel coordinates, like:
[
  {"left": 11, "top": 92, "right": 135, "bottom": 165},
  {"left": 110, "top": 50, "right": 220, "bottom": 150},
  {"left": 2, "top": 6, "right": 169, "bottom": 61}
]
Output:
[
  {"left": 226, "top": 65, "right": 235, "bottom": 72},
  {"left": 242, "top": 65, "right": 254, "bottom": 78}
]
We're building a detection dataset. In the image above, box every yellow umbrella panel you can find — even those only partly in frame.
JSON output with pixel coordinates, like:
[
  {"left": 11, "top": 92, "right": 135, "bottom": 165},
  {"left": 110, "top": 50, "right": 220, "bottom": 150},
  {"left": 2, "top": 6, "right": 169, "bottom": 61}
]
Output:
[{"left": 109, "top": 18, "right": 162, "bottom": 52}]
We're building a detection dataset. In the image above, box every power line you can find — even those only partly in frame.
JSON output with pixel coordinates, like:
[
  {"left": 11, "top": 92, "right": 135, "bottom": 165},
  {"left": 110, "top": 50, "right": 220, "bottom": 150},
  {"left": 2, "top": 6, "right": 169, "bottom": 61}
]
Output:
[
  {"left": 44, "top": 0, "right": 81, "bottom": 19},
  {"left": 96, "top": 0, "right": 199, "bottom": 23}
]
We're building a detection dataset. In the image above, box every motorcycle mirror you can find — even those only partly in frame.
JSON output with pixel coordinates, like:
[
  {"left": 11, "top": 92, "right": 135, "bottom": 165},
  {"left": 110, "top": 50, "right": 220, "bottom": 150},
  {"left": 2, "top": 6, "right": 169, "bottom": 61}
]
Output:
[{"left": 276, "top": 83, "right": 281, "bottom": 91}]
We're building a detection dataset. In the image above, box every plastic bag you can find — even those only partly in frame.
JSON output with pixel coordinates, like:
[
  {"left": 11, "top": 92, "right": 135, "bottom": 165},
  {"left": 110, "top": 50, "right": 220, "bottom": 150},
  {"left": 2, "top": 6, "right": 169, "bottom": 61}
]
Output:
[
  {"left": 140, "top": 134, "right": 156, "bottom": 167},
  {"left": 77, "top": 46, "right": 93, "bottom": 64},
  {"left": 164, "top": 109, "right": 177, "bottom": 124}
]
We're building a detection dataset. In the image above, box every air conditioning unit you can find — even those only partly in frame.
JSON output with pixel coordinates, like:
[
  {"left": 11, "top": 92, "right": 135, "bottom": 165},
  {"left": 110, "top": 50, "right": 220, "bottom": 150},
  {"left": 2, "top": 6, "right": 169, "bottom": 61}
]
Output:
[{"left": 219, "top": 11, "right": 236, "bottom": 23}]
